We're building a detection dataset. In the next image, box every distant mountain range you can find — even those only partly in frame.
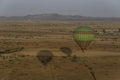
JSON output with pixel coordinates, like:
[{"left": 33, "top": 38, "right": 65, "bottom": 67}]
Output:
[{"left": 0, "top": 13, "right": 120, "bottom": 21}]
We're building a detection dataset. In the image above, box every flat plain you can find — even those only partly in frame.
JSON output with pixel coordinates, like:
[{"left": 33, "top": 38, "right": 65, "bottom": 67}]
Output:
[{"left": 0, "top": 21, "right": 120, "bottom": 80}]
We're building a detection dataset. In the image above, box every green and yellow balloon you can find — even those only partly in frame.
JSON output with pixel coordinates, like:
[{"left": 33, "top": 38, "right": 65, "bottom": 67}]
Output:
[{"left": 73, "top": 26, "right": 95, "bottom": 52}]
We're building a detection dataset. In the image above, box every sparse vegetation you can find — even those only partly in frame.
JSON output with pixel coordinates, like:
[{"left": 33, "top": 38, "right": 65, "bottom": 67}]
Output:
[
  {"left": 0, "top": 47, "right": 24, "bottom": 54},
  {"left": 0, "top": 21, "right": 119, "bottom": 80},
  {"left": 71, "top": 55, "right": 79, "bottom": 62}
]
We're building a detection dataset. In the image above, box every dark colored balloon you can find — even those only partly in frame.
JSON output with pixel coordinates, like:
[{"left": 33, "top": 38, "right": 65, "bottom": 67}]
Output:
[
  {"left": 60, "top": 47, "right": 72, "bottom": 56},
  {"left": 37, "top": 50, "right": 53, "bottom": 66}
]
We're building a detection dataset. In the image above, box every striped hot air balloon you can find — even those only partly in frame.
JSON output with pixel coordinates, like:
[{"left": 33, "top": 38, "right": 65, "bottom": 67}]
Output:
[{"left": 73, "top": 26, "right": 95, "bottom": 52}]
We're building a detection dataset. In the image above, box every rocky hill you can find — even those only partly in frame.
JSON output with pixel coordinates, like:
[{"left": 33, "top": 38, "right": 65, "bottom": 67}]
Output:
[{"left": 0, "top": 13, "right": 120, "bottom": 21}]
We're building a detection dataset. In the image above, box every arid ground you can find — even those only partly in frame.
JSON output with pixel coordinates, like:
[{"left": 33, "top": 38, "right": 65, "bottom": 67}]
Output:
[{"left": 0, "top": 21, "right": 120, "bottom": 80}]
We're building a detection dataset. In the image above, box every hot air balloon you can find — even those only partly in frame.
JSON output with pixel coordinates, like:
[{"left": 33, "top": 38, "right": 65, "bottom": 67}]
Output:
[
  {"left": 60, "top": 47, "right": 72, "bottom": 57},
  {"left": 73, "top": 26, "right": 95, "bottom": 53},
  {"left": 37, "top": 50, "right": 53, "bottom": 66}
]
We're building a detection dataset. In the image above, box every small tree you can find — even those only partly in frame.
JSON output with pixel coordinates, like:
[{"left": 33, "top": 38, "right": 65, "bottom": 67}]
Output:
[
  {"left": 118, "top": 28, "right": 120, "bottom": 32},
  {"left": 102, "top": 29, "right": 106, "bottom": 34}
]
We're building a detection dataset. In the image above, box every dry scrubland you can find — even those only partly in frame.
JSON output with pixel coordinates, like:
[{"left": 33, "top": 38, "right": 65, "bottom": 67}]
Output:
[{"left": 0, "top": 21, "right": 120, "bottom": 80}]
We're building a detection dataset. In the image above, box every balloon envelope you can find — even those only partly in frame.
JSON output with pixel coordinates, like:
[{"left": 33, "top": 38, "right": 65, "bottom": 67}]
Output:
[
  {"left": 60, "top": 47, "right": 72, "bottom": 56},
  {"left": 73, "top": 26, "right": 95, "bottom": 52},
  {"left": 37, "top": 50, "right": 53, "bottom": 66}
]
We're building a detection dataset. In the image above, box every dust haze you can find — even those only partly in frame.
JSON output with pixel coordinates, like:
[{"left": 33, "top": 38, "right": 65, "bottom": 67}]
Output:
[
  {"left": 0, "top": 0, "right": 120, "bottom": 80},
  {"left": 0, "top": 0, "right": 120, "bottom": 17}
]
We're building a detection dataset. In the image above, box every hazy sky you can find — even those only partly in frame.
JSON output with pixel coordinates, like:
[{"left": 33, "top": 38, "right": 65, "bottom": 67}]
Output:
[{"left": 0, "top": 0, "right": 120, "bottom": 17}]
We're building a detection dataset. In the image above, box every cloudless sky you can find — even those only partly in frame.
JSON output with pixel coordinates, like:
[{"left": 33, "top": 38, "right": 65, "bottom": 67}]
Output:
[{"left": 0, "top": 0, "right": 120, "bottom": 17}]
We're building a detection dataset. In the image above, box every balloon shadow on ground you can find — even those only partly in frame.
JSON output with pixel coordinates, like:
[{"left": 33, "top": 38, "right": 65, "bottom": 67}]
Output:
[
  {"left": 37, "top": 50, "right": 53, "bottom": 66},
  {"left": 60, "top": 47, "right": 72, "bottom": 57}
]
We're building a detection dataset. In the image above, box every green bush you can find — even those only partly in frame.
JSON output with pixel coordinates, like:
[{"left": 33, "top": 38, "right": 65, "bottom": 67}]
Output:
[
  {"left": 71, "top": 55, "right": 79, "bottom": 62},
  {"left": 0, "top": 47, "right": 24, "bottom": 54}
]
